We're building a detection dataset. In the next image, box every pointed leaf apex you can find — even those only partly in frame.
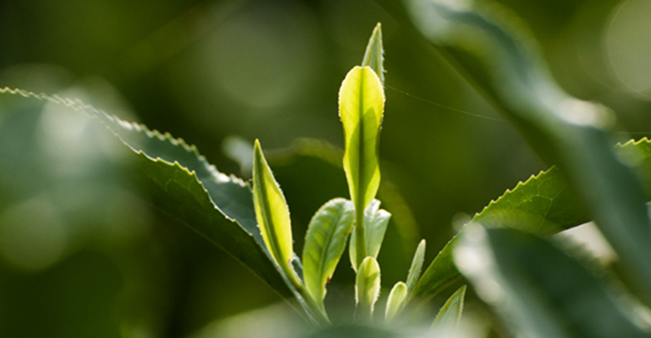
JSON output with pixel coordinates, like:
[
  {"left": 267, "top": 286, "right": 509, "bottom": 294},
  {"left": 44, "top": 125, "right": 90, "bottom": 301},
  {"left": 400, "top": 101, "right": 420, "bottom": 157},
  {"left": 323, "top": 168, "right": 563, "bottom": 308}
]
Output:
[{"left": 362, "top": 22, "right": 385, "bottom": 85}]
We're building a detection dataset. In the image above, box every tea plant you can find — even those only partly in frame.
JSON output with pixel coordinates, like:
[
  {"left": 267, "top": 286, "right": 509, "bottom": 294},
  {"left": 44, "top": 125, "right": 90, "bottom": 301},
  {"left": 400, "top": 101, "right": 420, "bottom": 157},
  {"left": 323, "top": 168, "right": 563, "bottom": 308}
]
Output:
[{"left": 3, "top": 0, "right": 651, "bottom": 336}]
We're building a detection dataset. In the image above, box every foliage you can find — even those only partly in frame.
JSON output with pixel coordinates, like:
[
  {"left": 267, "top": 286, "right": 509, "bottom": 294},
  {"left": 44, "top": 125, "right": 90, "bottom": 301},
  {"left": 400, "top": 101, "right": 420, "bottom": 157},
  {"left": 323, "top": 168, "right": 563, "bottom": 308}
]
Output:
[{"left": 2, "top": 0, "right": 651, "bottom": 337}]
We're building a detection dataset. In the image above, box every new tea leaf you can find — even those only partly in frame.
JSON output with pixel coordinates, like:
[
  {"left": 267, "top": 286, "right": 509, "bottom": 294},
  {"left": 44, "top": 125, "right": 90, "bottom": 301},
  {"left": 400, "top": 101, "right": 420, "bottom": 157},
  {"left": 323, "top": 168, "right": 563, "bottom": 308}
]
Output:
[
  {"left": 362, "top": 23, "right": 385, "bottom": 85},
  {"left": 431, "top": 285, "right": 466, "bottom": 332},
  {"left": 406, "top": 239, "right": 426, "bottom": 295},
  {"left": 339, "top": 66, "right": 385, "bottom": 268},
  {"left": 302, "top": 198, "right": 355, "bottom": 306},
  {"left": 385, "top": 282, "right": 408, "bottom": 323},
  {"left": 355, "top": 256, "right": 381, "bottom": 322},
  {"left": 253, "top": 139, "right": 298, "bottom": 284}
]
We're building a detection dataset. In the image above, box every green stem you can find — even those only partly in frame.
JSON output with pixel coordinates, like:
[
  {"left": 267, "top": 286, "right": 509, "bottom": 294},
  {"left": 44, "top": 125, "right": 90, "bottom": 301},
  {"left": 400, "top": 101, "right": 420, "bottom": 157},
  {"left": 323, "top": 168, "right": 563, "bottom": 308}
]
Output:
[
  {"left": 355, "top": 204, "right": 367, "bottom": 268},
  {"left": 283, "top": 265, "right": 330, "bottom": 326}
]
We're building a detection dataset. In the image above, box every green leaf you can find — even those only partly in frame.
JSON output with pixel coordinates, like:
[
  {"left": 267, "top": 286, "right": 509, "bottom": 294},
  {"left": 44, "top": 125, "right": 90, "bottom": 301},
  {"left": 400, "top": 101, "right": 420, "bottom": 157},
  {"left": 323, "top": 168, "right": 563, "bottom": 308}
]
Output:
[
  {"left": 302, "top": 198, "right": 355, "bottom": 306},
  {"left": 455, "top": 226, "right": 650, "bottom": 338},
  {"left": 349, "top": 200, "right": 391, "bottom": 271},
  {"left": 384, "top": 282, "right": 408, "bottom": 323},
  {"left": 431, "top": 285, "right": 466, "bottom": 332},
  {"left": 0, "top": 88, "right": 293, "bottom": 298},
  {"left": 405, "top": 239, "right": 426, "bottom": 296},
  {"left": 355, "top": 256, "right": 381, "bottom": 322},
  {"left": 400, "top": 0, "right": 651, "bottom": 305},
  {"left": 362, "top": 23, "right": 385, "bottom": 85},
  {"left": 253, "top": 139, "right": 299, "bottom": 285},
  {"left": 268, "top": 138, "right": 422, "bottom": 260},
  {"left": 414, "top": 139, "right": 651, "bottom": 299},
  {"left": 339, "top": 65, "right": 385, "bottom": 268}
]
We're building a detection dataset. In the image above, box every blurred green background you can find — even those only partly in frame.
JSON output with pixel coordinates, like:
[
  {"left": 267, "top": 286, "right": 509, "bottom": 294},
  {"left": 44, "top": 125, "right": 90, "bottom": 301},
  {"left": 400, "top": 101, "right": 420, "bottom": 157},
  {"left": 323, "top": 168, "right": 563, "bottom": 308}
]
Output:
[{"left": 1, "top": 0, "right": 651, "bottom": 337}]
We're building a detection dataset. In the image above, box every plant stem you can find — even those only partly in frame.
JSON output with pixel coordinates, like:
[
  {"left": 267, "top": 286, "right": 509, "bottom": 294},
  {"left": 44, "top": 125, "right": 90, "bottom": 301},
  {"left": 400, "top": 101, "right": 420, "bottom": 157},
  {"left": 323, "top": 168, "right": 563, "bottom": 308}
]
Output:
[
  {"left": 283, "top": 264, "right": 330, "bottom": 326},
  {"left": 355, "top": 204, "right": 367, "bottom": 268}
]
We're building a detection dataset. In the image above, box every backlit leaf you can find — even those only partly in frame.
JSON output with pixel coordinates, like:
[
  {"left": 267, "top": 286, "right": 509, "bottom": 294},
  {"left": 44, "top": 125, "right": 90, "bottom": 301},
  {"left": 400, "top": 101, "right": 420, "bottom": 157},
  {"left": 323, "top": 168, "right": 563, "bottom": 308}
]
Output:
[
  {"left": 385, "top": 282, "right": 408, "bottom": 323},
  {"left": 253, "top": 140, "right": 298, "bottom": 285},
  {"left": 431, "top": 285, "right": 466, "bottom": 332},
  {"left": 355, "top": 256, "right": 381, "bottom": 322},
  {"left": 302, "top": 198, "right": 355, "bottom": 305}
]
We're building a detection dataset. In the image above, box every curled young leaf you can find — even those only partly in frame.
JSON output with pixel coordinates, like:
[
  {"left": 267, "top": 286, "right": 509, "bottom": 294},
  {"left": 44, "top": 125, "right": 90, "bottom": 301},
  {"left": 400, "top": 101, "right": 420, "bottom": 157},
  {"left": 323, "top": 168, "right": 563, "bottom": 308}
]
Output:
[
  {"left": 302, "top": 198, "right": 355, "bottom": 306},
  {"left": 406, "top": 239, "right": 426, "bottom": 296},
  {"left": 349, "top": 200, "right": 391, "bottom": 271},
  {"left": 355, "top": 256, "right": 382, "bottom": 322},
  {"left": 362, "top": 22, "right": 385, "bottom": 85},
  {"left": 431, "top": 285, "right": 466, "bottom": 332},
  {"left": 253, "top": 139, "right": 298, "bottom": 284},
  {"left": 385, "top": 281, "right": 408, "bottom": 323}
]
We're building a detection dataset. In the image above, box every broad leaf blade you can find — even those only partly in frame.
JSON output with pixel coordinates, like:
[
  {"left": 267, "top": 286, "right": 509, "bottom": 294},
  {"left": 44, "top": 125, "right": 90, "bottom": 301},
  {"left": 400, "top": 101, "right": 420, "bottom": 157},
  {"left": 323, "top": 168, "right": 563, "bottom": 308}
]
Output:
[
  {"left": 406, "top": 239, "right": 426, "bottom": 295},
  {"left": 253, "top": 140, "right": 296, "bottom": 278},
  {"left": 431, "top": 285, "right": 466, "bottom": 332},
  {"left": 385, "top": 282, "right": 408, "bottom": 323},
  {"left": 0, "top": 88, "right": 293, "bottom": 298},
  {"left": 362, "top": 23, "right": 385, "bottom": 85},
  {"left": 355, "top": 256, "right": 382, "bottom": 322},
  {"left": 454, "top": 226, "right": 650, "bottom": 338},
  {"left": 302, "top": 198, "right": 355, "bottom": 305},
  {"left": 349, "top": 199, "right": 391, "bottom": 270}
]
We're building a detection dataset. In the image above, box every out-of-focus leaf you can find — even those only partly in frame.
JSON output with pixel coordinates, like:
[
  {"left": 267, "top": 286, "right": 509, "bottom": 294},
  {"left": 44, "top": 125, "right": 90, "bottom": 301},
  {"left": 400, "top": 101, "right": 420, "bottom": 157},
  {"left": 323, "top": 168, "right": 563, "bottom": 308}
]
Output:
[
  {"left": 454, "top": 226, "right": 650, "bottom": 338},
  {"left": 355, "top": 256, "right": 381, "bottom": 322},
  {"left": 405, "top": 239, "right": 426, "bottom": 296},
  {"left": 349, "top": 200, "right": 391, "bottom": 271},
  {"left": 414, "top": 138, "right": 651, "bottom": 299},
  {"left": 397, "top": 0, "right": 651, "bottom": 304},
  {"left": 385, "top": 282, "right": 407, "bottom": 323},
  {"left": 362, "top": 23, "right": 385, "bottom": 85},
  {"left": 431, "top": 285, "right": 466, "bottom": 332},
  {"left": 339, "top": 66, "right": 386, "bottom": 268},
  {"left": 0, "top": 88, "right": 293, "bottom": 299},
  {"left": 253, "top": 140, "right": 299, "bottom": 285},
  {"left": 302, "top": 198, "right": 355, "bottom": 306}
]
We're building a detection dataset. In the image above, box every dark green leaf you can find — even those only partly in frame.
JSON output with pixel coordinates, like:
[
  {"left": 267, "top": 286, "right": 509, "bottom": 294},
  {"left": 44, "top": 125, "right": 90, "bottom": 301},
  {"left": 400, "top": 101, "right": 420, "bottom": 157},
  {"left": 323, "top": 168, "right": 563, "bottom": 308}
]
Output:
[
  {"left": 400, "top": 0, "right": 651, "bottom": 304},
  {"left": 0, "top": 88, "right": 293, "bottom": 298},
  {"left": 455, "top": 226, "right": 650, "bottom": 338}
]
